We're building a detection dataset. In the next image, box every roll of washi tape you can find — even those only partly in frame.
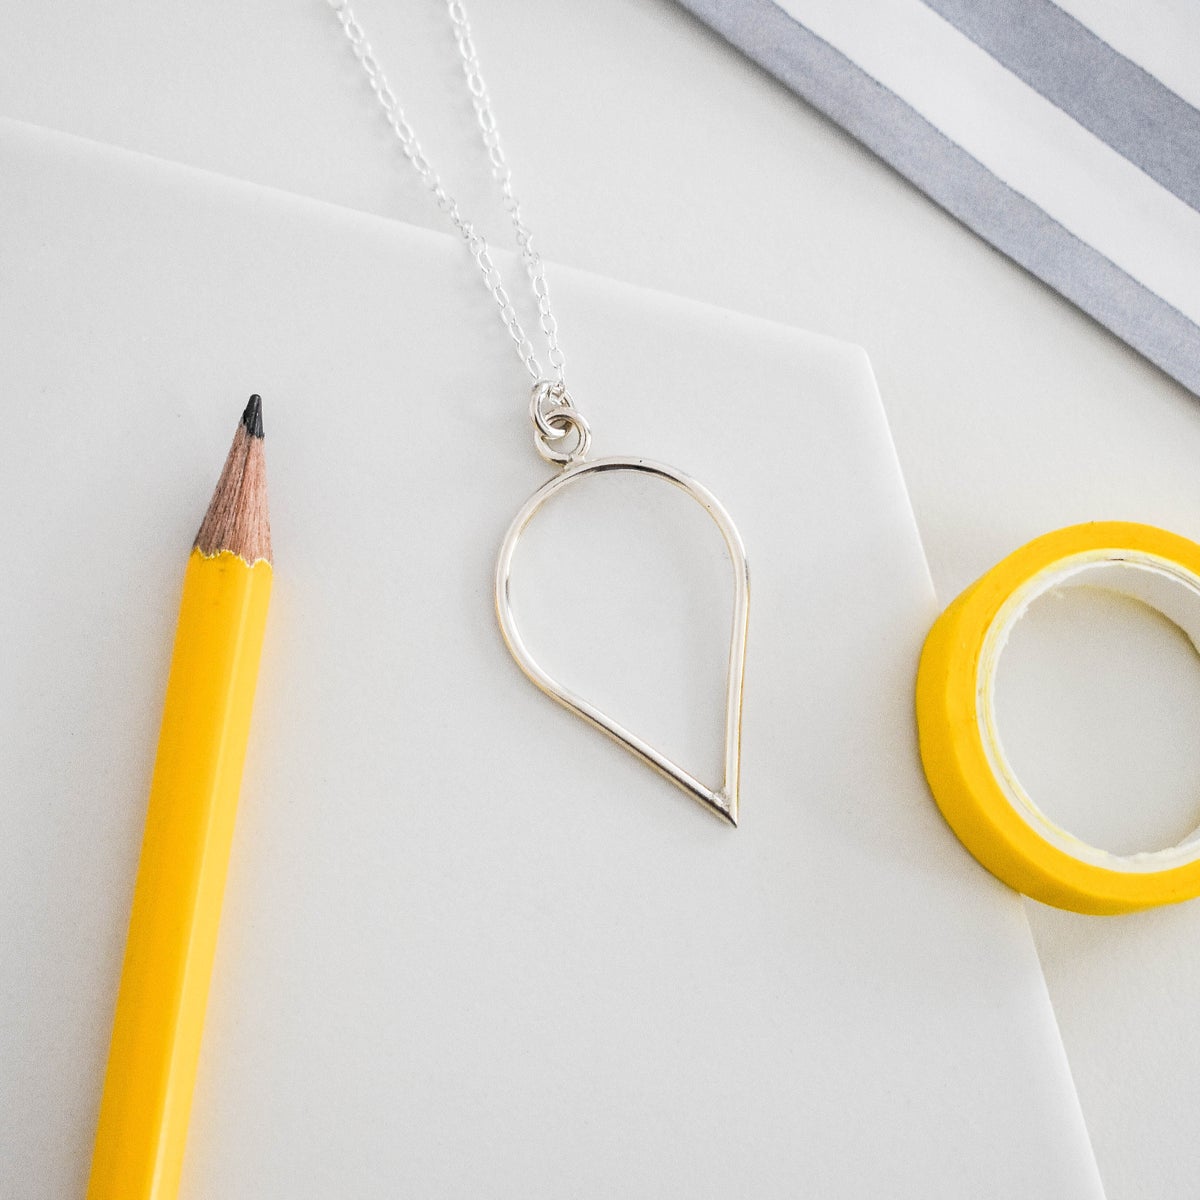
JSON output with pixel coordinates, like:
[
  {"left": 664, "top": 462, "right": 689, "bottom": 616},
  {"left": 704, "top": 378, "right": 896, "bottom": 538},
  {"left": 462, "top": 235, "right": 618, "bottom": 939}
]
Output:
[{"left": 917, "top": 521, "right": 1200, "bottom": 915}]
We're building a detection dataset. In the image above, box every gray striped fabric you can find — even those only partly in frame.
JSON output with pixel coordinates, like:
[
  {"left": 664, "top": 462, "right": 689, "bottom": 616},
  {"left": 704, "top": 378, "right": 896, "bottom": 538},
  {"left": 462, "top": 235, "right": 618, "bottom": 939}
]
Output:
[
  {"left": 678, "top": 0, "right": 1200, "bottom": 396},
  {"left": 926, "top": 0, "right": 1200, "bottom": 211}
]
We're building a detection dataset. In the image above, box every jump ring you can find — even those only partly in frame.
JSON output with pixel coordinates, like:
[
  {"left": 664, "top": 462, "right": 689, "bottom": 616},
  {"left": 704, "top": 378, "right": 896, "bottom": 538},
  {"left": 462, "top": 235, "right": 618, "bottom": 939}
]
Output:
[
  {"left": 529, "top": 378, "right": 575, "bottom": 442},
  {"left": 534, "top": 405, "right": 591, "bottom": 466}
]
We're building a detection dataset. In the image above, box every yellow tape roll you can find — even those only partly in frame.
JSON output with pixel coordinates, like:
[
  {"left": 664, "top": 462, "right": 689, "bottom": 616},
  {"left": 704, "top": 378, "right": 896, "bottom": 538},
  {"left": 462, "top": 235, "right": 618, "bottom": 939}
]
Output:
[{"left": 917, "top": 521, "right": 1200, "bottom": 915}]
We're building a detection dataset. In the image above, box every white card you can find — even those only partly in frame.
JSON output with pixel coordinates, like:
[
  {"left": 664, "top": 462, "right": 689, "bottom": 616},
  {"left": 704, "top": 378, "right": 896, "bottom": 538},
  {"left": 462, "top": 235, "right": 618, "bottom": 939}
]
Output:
[{"left": 0, "top": 120, "right": 1103, "bottom": 1198}]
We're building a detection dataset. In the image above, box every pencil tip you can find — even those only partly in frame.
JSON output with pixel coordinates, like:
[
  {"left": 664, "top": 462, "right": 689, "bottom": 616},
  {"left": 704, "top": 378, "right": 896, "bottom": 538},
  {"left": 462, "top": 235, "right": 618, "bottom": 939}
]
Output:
[{"left": 241, "top": 394, "right": 264, "bottom": 439}]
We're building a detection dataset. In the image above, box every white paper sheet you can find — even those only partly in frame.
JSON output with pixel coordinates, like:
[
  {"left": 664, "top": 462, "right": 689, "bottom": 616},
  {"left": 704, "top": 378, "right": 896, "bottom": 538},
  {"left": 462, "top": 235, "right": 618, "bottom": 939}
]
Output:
[{"left": 0, "top": 121, "right": 1103, "bottom": 1199}]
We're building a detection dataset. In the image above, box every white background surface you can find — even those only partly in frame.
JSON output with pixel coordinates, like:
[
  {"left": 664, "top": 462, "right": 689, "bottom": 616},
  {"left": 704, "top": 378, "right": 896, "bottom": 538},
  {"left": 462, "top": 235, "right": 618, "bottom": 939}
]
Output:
[
  {"left": 0, "top": 122, "right": 1103, "bottom": 1198},
  {"left": 2, "top": 1, "right": 1199, "bottom": 1196}
]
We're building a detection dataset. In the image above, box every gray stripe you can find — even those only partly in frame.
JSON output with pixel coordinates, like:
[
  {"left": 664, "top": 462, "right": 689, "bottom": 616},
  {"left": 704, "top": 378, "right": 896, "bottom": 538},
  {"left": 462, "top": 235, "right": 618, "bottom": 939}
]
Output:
[
  {"left": 924, "top": 0, "right": 1200, "bottom": 213},
  {"left": 675, "top": 0, "right": 1200, "bottom": 398}
]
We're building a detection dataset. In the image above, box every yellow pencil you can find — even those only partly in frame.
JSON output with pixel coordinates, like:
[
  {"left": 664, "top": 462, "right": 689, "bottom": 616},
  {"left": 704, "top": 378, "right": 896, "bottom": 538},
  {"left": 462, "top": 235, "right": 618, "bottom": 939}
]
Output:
[{"left": 88, "top": 396, "right": 273, "bottom": 1199}]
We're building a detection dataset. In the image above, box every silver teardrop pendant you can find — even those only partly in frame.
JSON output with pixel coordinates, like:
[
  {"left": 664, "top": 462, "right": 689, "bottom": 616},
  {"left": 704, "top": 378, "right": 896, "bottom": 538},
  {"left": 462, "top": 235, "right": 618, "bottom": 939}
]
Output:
[{"left": 495, "top": 453, "right": 750, "bottom": 826}]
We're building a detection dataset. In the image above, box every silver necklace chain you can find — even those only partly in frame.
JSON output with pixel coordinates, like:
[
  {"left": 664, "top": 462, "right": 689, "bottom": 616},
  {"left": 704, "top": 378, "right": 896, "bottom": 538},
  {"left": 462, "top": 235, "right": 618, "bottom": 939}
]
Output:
[{"left": 327, "top": 0, "right": 566, "bottom": 388}]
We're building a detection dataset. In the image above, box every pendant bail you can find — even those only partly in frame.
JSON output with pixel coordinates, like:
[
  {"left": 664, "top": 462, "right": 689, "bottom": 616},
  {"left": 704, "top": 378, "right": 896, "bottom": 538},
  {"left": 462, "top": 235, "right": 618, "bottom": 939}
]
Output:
[{"left": 530, "top": 379, "right": 591, "bottom": 467}]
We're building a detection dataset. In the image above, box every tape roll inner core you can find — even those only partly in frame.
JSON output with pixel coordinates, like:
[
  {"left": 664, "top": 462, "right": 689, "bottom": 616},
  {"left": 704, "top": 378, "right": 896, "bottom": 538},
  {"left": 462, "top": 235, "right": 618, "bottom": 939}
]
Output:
[{"left": 978, "top": 550, "right": 1200, "bottom": 872}]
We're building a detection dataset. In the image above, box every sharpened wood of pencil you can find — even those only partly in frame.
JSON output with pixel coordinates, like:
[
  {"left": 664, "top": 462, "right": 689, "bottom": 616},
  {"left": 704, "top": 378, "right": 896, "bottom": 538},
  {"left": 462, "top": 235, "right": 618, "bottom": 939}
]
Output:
[{"left": 88, "top": 396, "right": 273, "bottom": 1200}]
